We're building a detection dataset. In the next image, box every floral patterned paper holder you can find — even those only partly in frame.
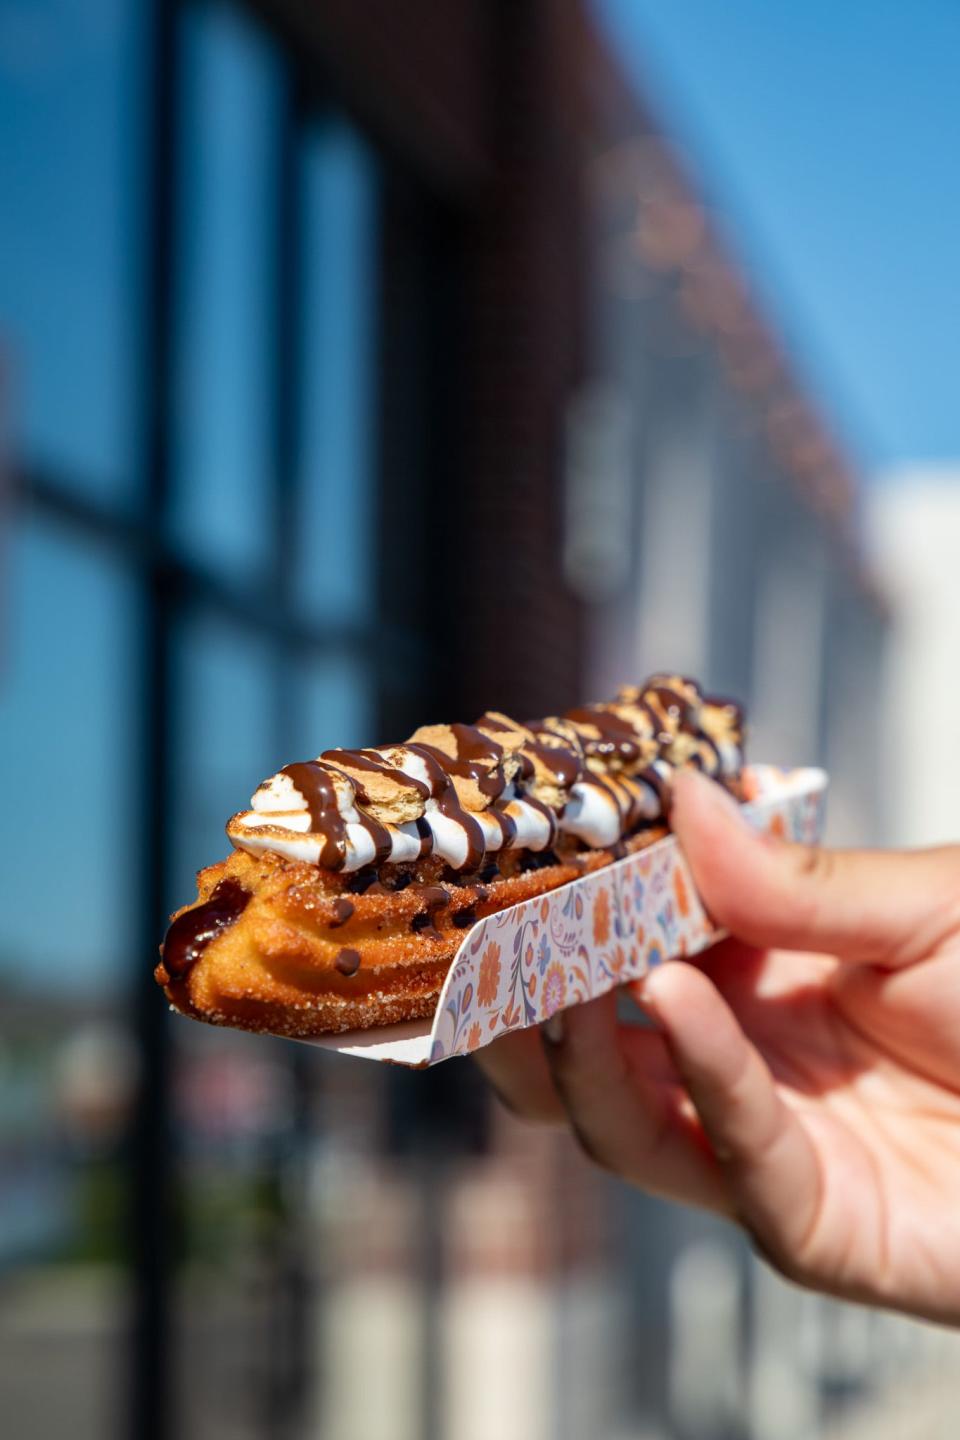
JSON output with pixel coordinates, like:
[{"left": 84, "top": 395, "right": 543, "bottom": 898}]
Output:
[{"left": 306, "top": 765, "right": 828, "bottom": 1068}]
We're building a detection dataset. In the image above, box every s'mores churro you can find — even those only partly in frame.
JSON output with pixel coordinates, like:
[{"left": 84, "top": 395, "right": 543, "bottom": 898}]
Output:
[{"left": 156, "top": 675, "right": 745, "bottom": 1037}]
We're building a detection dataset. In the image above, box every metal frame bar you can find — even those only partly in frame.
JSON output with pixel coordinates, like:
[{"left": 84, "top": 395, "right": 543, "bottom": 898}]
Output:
[
  {"left": 128, "top": 0, "right": 178, "bottom": 1434},
  {"left": 17, "top": 468, "right": 424, "bottom": 674}
]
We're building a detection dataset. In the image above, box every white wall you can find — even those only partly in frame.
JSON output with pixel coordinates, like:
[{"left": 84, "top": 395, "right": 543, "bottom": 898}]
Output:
[{"left": 867, "top": 471, "right": 960, "bottom": 848}]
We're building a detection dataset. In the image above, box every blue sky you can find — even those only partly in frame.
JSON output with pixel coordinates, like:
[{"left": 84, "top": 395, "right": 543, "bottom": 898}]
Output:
[{"left": 597, "top": 0, "right": 960, "bottom": 473}]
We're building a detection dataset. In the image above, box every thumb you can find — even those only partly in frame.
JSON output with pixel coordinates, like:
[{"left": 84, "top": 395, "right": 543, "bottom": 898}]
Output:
[{"left": 670, "top": 770, "right": 960, "bottom": 967}]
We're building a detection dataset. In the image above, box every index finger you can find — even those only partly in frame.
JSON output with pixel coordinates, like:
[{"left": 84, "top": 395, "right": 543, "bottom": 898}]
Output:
[{"left": 672, "top": 771, "right": 960, "bottom": 967}]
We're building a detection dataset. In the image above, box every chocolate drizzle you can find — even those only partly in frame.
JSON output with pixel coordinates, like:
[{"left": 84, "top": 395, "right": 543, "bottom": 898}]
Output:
[
  {"left": 413, "top": 738, "right": 506, "bottom": 801},
  {"left": 508, "top": 792, "right": 559, "bottom": 847},
  {"left": 230, "top": 675, "right": 746, "bottom": 878},
  {"left": 406, "top": 743, "right": 487, "bottom": 869},
  {"left": 322, "top": 748, "right": 430, "bottom": 801},
  {"left": 565, "top": 706, "right": 643, "bottom": 764},
  {"left": 523, "top": 737, "right": 583, "bottom": 787},
  {"left": 487, "top": 806, "right": 518, "bottom": 848},
  {"left": 163, "top": 879, "right": 249, "bottom": 979},
  {"left": 281, "top": 761, "right": 348, "bottom": 869},
  {"left": 645, "top": 683, "right": 698, "bottom": 736}
]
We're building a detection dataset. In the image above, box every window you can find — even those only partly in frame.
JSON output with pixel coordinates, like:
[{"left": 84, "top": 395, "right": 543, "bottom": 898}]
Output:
[
  {"left": 0, "top": 3, "right": 413, "bottom": 1434},
  {"left": 0, "top": 0, "right": 143, "bottom": 494}
]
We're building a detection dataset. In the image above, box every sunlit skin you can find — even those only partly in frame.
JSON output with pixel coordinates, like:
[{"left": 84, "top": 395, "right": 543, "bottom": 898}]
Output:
[{"left": 474, "top": 770, "right": 960, "bottom": 1324}]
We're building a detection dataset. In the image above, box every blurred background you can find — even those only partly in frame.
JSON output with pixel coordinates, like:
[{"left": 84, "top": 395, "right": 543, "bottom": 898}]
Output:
[{"left": 2, "top": 1, "right": 960, "bottom": 1437}]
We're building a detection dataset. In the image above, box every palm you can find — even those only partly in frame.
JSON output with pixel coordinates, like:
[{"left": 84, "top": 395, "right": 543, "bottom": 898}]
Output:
[{"left": 701, "top": 935, "right": 960, "bottom": 1317}]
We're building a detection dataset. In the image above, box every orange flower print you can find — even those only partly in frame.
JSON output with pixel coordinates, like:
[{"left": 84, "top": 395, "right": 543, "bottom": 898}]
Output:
[
  {"left": 543, "top": 962, "right": 567, "bottom": 1017},
  {"left": 673, "top": 866, "right": 690, "bottom": 918},
  {"left": 768, "top": 813, "right": 786, "bottom": 839},
  {"left": 466, "top": 1022, "right": 482, "bottom": 1051},
  {"left": 501, "top": 998, "right": 521, "bottom": 1030},
  {"left": 609, "top": 944, "right": 626, "bottom": 977},
  {"left": 477, "top": 942, "right": 501, "bottom": 1008},
  {"left": 593, "top": 887, "right": 611, "bottom": 946}
]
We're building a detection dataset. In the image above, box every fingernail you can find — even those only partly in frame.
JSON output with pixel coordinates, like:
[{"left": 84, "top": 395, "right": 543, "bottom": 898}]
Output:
[
  {"left": 674, "top": 770, "right": 749, "bottom": 825},
  {"left": 542, "top": 1012, "right": 565, "bottom": 1046},
  {"left": 631, "top": 974, "right": 660, "bottom": 1018}
]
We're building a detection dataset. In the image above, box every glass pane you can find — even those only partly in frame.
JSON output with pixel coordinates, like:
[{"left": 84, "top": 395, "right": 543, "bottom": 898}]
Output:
[
  {"left": 296, "top": 650, "right": 374, "bottom": 754},
  {"left": 0, "top": 0, "right": 143, "bottom": 493},
  {"left": 169, "top": 607, "right": 277, "bottom": 891},
  {"left": 170, "top": 1, "right": 282, "bottom": 575},
  {"left": 0, "top": 517, "right": 137, "bottom": 1437},
  {"left": 0, "top": 519, "right": 136, "bottom": 990},
  {"left": 296, "top": 121, "right": 378, "bottom": 623}
]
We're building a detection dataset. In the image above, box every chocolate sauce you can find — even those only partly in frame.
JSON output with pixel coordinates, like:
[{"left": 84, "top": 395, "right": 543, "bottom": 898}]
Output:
[
  {"left": 453, "top": 907, "right": 477, "bottom": 929},
  {"left": 329, "top": 897, "right": 355, "bottom": 927},
  {"left": 487, "top": 807, "right": 518, "bottom": 849},
  {"left": 579, "top": 771, "right": 631, "bottom": 828},
  {"left": 637, "top": 763, "right": 670, "bottom": 809},
  {"left": 162, "top": 879, "right": 249, "bottom": 979},
  {"left": 645, "top": 684, "right": 696, "bottom": 731},
  {"left": 473, "top": 712, "right": 518, "bottom": 737},
  {"left": 413, "top": 741, "right": 506, "bottom": 801},
  {"left": 565, "top": 706, "right": 643, "bottom": 764},
  {"left": 322, "top": 748, "right": 430, "bottom": 802},
  {"left": 356, "top": 809, "right": 394, "bottom": 866},
  {"left": 334, "top": 948, "right": 361, "bottom": 977},
  {"left": 281, "top": 758, "right": 395, "bottom": 871},
  {"left": 411, "top": 915, "right": 442, "bottom": 938},
  {"left": 281, "top": 761, "right": 348, "bottom": 869},
  {"left": 405, "top": 744, "right": 487, "bottom": 869},
  {"left": 516, "top": 793, "right": 560, "bottom": 845},
  {"left": 523, "top": 738, "right": 582, "bottom": 788},
  {"left": 516, "top": 751, "right": 535, "bottom": 781},
  {"left": 450, "top": 722, "right": 504, "bottom": 767},
  {"left": 703, "top": 694, "right": 745, "bottom": 738}
]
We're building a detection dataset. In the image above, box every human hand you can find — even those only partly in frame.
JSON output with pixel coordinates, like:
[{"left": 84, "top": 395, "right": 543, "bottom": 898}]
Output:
[{"left": 474, "top": 770, "right": 960, "bottom": 1323}]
